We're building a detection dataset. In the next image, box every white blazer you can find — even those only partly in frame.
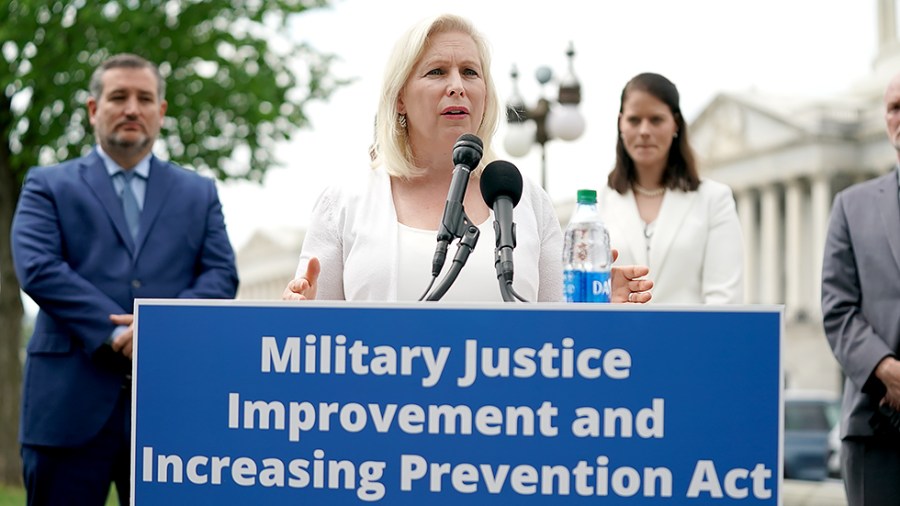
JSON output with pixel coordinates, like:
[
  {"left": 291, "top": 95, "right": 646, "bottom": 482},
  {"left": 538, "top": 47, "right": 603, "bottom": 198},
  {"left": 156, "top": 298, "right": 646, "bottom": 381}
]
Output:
[
  {"left": 597, "top": 179, "right": 744, "bottom": 304},
  {"left": 296, "top": 166, "right": 564, "bottom": 302}
]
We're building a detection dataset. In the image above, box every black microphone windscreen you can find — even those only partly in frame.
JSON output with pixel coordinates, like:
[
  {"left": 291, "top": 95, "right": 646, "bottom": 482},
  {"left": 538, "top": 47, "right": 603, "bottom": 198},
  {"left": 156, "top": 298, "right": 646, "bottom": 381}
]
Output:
[
  {"left": 452, "top": 133, "right": 484, "bottom": 169},
  {"left": 480, "top": 160, "right": 524, "bottom": 207}
]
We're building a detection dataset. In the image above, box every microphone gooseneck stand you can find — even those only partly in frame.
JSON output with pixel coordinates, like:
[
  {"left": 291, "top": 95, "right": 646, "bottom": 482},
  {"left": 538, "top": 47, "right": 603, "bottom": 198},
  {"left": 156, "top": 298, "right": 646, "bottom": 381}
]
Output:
[
  {"left": 492, "top": 218, "right": 516, "bottom": 302},
  {"left": 420, "top": 133, "right": 484, "bottom": 302},
  {"left": 425, "top": 220, "right": 479, "bottom": 301},
  {"left": 480, "top": 160, "right": 528, "bottom": 303}
]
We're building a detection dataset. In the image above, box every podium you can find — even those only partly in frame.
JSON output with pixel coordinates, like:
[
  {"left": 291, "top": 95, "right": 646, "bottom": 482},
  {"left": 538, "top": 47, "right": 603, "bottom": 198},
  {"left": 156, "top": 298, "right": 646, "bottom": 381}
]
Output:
[{"left": 132, "top": 300, "right": 783, "bottom": 504}]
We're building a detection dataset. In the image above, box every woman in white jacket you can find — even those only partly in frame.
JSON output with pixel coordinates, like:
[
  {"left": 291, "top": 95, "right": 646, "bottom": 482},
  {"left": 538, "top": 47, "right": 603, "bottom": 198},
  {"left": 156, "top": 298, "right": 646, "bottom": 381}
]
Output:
[
  {"left": 599, "top": 73, "right": 743, "bottom": 304},
  {"left": 282, "top": 14, "right": 653, "bottom": 304}
]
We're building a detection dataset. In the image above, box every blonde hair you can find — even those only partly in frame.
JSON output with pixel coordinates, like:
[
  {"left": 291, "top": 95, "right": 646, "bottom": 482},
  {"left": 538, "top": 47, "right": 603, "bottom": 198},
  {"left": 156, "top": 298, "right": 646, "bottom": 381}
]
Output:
[{"left": 371, "top": 13, "right": 499, "bottom": 178}]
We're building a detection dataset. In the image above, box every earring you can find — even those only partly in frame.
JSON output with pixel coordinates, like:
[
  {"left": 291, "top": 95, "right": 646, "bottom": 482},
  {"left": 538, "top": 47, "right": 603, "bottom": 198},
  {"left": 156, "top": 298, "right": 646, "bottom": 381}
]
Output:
[
  {"left": 398, "top": 114, "right": 407, "bottom": 129},
  {"left": 673, "top": 131, "right": 679, "bottom": 138}
]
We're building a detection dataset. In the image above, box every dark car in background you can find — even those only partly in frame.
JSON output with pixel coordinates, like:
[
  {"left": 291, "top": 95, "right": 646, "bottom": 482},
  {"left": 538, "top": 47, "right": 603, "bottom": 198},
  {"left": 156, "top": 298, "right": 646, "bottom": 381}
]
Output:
[{"left": 784, "top": 389, "right": 840, "bottom": 481}]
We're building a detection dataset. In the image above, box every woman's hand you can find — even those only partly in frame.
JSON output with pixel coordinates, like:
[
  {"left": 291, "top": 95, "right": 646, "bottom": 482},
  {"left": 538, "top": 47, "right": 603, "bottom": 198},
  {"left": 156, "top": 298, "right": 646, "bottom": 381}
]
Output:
[
  {"left": 609, "top": 248, "right": 653, "bottom": 303},
  {"left": 282, "top": 257, "right": 321, "bottom": 301}
]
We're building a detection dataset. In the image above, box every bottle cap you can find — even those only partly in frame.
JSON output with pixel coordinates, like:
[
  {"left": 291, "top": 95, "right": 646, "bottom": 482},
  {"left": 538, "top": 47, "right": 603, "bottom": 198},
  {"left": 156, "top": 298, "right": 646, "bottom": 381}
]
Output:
[{"left": 576, "top": 189, "right": 597, "bottom": 204}]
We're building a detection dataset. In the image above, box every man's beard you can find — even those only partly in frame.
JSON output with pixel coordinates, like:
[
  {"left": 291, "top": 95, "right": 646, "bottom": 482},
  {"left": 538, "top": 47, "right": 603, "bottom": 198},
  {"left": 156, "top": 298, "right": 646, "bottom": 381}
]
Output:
[{"left": 107, "top": 132, "right": 152, "bottom": 154}]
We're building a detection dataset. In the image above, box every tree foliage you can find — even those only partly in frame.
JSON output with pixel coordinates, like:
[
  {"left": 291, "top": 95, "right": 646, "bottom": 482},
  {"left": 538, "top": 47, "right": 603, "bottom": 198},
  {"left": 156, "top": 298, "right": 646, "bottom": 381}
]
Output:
[{"left": 0, "top": 0, "right": 344, "bottom": 486}]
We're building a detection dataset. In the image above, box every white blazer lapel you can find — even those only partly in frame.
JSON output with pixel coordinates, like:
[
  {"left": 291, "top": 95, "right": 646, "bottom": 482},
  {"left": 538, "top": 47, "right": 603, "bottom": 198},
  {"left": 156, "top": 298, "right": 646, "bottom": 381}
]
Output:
[
  {"left": 650, "top": 189, "right": 697, "bottom": 274},
  {"left": 362, "top": 167, "right": 399, "bottom": 300}
]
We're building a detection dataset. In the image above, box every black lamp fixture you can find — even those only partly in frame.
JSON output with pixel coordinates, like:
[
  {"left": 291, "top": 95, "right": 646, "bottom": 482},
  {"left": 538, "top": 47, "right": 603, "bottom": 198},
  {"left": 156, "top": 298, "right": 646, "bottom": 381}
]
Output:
[{"left": 503, "top": 42, "right": 586, "bottom": 191}]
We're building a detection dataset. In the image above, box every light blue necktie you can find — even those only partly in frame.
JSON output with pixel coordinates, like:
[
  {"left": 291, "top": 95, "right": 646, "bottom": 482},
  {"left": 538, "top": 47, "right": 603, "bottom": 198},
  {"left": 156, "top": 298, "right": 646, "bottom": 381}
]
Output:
[{"left": 120, "top": 171, "right": 140, "bottom": 241}]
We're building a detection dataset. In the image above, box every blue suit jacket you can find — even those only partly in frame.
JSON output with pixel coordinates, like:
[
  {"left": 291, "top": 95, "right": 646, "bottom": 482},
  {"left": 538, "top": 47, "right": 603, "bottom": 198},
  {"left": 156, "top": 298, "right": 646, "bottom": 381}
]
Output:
[{"left": 11, "top": 149, "right": 239, "bottom": 447}]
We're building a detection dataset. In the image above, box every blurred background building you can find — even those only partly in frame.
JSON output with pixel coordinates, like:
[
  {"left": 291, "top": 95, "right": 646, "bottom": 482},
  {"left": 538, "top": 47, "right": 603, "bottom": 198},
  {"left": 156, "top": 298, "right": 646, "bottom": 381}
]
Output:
[
  {"left": 235, "top": 228, "right": 305, "bottom": 300},
  {"left": 689, "top": 0, "right": 900, "bottom": 393}
]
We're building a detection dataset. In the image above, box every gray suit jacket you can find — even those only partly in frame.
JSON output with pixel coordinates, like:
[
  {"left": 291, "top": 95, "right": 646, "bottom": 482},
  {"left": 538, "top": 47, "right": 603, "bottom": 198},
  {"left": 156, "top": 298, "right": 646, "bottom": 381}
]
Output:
[{"left": 822, "top": 169, "right": 900, "bottom": 438}]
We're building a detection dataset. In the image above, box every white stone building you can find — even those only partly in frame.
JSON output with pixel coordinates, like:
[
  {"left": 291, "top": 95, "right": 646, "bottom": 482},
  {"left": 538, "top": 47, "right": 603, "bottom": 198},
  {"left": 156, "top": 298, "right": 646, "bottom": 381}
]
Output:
[
  {"left": 235, "top": 227, "right": 305, "bottom": 301},
  {"left": 688, "top": 0, "right": 900, "bottom": 392}
]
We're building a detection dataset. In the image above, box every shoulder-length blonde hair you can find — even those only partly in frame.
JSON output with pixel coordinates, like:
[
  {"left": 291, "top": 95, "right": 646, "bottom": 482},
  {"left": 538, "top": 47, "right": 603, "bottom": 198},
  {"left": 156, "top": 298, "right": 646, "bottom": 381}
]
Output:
[{"left": 371, "top": 13, "right": 499, "bottom": 178}]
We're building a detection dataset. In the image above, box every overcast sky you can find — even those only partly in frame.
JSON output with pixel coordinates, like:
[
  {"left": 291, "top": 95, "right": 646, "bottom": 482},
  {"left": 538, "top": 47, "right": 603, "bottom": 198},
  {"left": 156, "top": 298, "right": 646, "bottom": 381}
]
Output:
[{"left": 218, "top": 0, "right": 878, "bottom": 250}]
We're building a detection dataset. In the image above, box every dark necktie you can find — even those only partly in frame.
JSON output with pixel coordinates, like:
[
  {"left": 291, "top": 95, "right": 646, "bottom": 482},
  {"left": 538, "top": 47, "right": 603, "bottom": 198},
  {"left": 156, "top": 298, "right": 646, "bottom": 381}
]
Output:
[{"left": 121, "top": 171, "right": 140, "bottom": 240}]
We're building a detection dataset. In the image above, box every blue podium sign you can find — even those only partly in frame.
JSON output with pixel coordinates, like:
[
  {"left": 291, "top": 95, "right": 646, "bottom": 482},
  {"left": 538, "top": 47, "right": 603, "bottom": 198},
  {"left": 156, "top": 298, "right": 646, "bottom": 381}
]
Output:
[{"left": 132, "top": 301, "right": 783, "bottom": 505}]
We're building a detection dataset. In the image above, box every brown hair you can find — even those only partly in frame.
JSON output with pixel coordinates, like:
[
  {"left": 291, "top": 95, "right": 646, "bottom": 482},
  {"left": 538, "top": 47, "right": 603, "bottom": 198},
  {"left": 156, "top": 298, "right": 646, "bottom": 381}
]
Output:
[
  {"left": 89, "top": 53, "right": 165, "bottom": 100},
  {"left": 608, "top": 72, "right": 699, "bottom": 194}
]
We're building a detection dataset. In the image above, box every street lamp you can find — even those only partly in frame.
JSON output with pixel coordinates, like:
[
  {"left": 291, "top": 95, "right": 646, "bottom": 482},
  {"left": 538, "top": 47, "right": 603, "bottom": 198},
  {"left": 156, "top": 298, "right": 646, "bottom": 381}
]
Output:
[{"left": 503, "top": 42, "right": 586, "bottom": 191}]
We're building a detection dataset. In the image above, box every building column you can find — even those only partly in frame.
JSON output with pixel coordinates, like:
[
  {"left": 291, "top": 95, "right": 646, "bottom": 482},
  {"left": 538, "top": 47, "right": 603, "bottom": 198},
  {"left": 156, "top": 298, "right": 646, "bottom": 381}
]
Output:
[
  {"left": 760, "top": 185, "right": 781, "bottom": 305},
  {"left": 810, "top": 175, "right": 832, "bottom": 319},
  {"left": 784, "top": 180, "right": 804, "bottom": 320},
  {"left": 736, "top": 189, "right": 758, "bottom": 304},
  {"left": 878, "top": 0, "right": 897, "bottom": 49}
]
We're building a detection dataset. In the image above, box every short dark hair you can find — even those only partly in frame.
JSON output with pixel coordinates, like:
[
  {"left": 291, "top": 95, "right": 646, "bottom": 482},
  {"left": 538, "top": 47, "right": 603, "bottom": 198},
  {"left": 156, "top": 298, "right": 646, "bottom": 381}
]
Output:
[
  {"left": 89, "top": 53, "right": 165, "bottom": 100},
  {"left": 608, "top": 72, "right": 699, "bottom": 194}
]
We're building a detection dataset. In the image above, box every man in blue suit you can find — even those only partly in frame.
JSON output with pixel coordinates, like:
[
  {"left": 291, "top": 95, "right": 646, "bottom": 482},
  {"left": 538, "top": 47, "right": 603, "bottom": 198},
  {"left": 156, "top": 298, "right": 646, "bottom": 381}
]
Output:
[{"left": 11, "top": 53, "right": 239, "bottom": 505}]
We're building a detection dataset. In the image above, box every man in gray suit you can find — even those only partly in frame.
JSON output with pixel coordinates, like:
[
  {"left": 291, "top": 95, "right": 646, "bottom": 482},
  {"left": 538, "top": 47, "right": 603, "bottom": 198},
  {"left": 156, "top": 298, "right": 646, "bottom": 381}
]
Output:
[{"left": 822, "top": 71, "right": 900, "bottom": 506}]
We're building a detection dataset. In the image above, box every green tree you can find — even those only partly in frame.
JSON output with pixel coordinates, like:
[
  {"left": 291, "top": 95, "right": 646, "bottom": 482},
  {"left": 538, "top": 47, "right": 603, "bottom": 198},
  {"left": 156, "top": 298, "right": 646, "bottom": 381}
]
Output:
[{"left": 0, "top": 0, "right": 344, "bottom": 485}]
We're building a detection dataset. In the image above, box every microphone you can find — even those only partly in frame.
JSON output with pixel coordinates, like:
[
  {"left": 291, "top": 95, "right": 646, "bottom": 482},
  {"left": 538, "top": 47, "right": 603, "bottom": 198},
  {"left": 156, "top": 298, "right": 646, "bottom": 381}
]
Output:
[
  {"left": 432, "top": 133, "right": 483, "bottom": 277},
  {"left": 480, "top": 160, "right": 524, "bottom": 302}
]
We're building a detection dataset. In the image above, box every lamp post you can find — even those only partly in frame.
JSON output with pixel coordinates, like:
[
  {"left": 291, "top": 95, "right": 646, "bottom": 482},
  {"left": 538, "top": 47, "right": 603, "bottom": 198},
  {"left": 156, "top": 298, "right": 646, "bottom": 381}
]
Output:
[{"left": 503, "top": 42, "right": 586, "bottom": 192}]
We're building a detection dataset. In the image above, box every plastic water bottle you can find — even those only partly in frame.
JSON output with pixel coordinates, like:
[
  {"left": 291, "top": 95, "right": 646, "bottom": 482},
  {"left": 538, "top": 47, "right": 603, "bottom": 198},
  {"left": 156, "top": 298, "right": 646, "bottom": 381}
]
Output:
[{"left": 563, "top": 189, "right": 612, "bottom": 302}]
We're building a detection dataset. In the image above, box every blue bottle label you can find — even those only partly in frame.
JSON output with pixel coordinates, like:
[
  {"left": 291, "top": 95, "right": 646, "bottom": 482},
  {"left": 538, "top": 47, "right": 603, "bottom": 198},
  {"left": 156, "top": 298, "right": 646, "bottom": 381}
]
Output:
[
  {"left": 563, "top": 270, "right": 610, "bottom": 303},
  {"left": 563, "top": 270, "right": 581, "bottom": 302}
]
